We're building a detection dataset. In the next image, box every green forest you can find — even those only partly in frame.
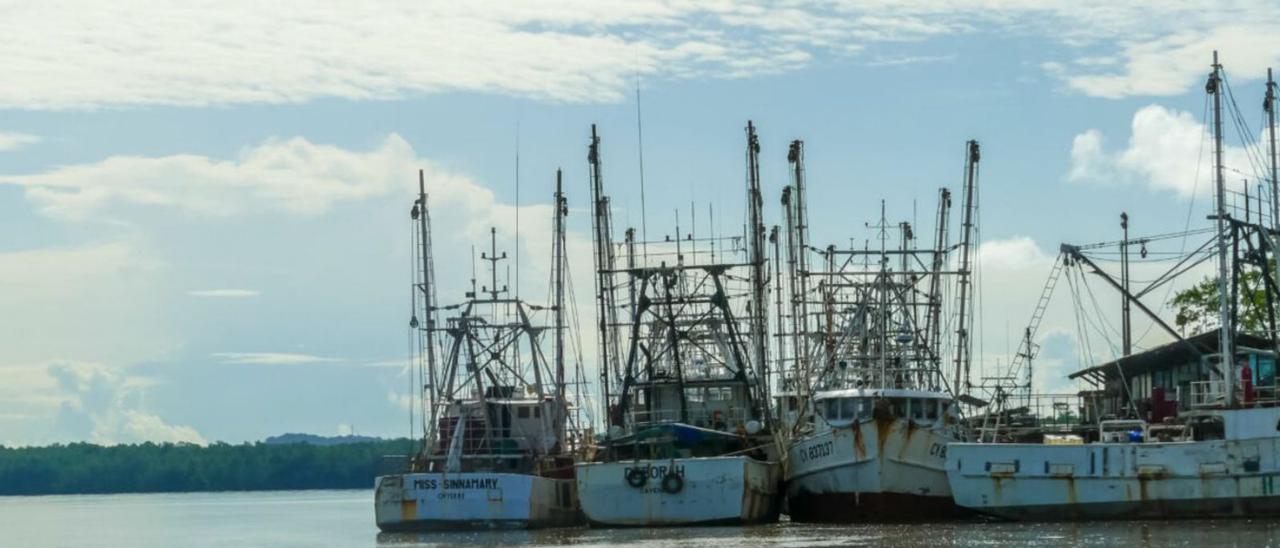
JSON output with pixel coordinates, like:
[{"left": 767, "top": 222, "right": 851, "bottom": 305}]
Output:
[{"left": 0, "top": 439, "right": 415, "bottom": 495}]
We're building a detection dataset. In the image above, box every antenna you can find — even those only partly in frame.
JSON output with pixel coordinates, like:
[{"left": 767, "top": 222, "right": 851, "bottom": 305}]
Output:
[
  {"left": 636, "top": 72, "right": 650, "bottom": 263},
  {"left": 515, "top": 117, "right": 521, "bottom": 299}
]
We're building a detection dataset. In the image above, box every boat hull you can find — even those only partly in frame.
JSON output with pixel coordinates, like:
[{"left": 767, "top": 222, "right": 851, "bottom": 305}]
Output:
[
  {"left": 786, "top": 418, "right": 964, "bottom": 522},
  {"left": 947, "top": 437, "right": 1280, "bottom": 520},
  {"left": 374, "top": 472, "right": 580, "bottom": 531},
  {"left": 575, "top": 456, "right": 781, "bottom": 526}
]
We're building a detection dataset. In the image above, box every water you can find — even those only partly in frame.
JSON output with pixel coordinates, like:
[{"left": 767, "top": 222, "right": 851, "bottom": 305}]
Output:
[{"left": 3, "top": 490, "right": 1280, "bottom": 547}]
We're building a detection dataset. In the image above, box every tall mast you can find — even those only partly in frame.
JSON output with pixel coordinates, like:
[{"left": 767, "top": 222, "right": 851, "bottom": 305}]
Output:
[
  {"left": 746, "top": 121, "right": 769, "bottom": 403},
  {"left": 953, "top": 140, "right": 980, "bottom": 395},
  {"left": 1208, "top": 51, "right": 1235, "bottom": 406},
  {"left": 415, "top": 169, "right": 439, "bottom": 432},
  {"left": 1268, "top": 68, "right": 1278, "bottom": 234},
  {"left": 1121, "top": 212, "right": 1131, "bottom": 356},
  {"left": 588, "top": 124, "right": 619, "bottom": 426},
  {"left": 787, "top": 140, "right": 811, "bottom": 392},
  {"left": 553, "top": 169, "right": 567, "bottom": 403},
  {"left": 926, "top": 188, "right": 951, "bottom": 387}
]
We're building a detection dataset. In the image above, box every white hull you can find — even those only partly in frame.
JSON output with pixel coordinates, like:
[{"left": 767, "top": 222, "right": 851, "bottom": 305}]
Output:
[
  {"left": 947, "top": 436, "right": 1280, "bottom": 520},
  {"left": 375, "top": 472, "right": 580, "bottom": 530},
  {"left": 786, "top": 418, "right": 963, "bottom": 521},
  {"left": 575, "top": 456, "right": 781, "bottom": 526}
]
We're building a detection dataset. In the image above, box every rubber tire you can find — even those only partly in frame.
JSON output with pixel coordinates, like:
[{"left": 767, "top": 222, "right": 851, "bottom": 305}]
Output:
[
  {"left": 626, "top": 468, "right": 648, "bottom": 488},
  {"left": 660, "top": 472, "right": 684, "bottom": 494}
]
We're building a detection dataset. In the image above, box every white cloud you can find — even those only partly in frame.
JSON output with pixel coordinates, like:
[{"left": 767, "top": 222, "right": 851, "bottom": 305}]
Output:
[
  {"left": 188, "top": 289, "right": 259, "bottom": 298},
  {"left": 1052, "top": 23, "right": 1280, "bottom": 98},
  {"left": 2, "top": 135, "right": 420, "bottom": 220},
  {"left": 1066, "top": 104, "right": 1269, "bottom": 197},
  {"left": 2, "top": 1, "right": 1276, "bottom": 109},
  {"left": 45, "top": 360, "right": 207, "bottom": 445},
  {"left": 213, "top": 352, "right": 342, "bottom": 365},
  {"left": 0, "top": 131, "right": 40, "bottom": 151}
]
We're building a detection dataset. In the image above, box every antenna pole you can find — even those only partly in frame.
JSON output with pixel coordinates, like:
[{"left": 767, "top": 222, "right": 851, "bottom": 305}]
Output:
[{"left": 1209, "top": 51, "right": 1235, "bottom": 406}]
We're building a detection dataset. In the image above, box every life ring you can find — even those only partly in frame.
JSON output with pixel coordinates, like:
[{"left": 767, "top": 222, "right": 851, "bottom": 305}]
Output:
[
  {"left": 626, "top": 468, "right": 648, "bottom": 488},
  {"left": 660, "top": 472, "right": 684, "bottom": 494}
]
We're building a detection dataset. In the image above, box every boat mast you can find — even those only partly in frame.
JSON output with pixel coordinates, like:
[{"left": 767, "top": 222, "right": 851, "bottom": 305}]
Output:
[
  {"left": 415, "top": 169, "right": 440, "bottom": 437},
  {"left": 588, "top": 125, "right": 619, "bottom": 426},
  {"left": 926, "top": 188, "right": 951, "bottom": 389},
  {"left": 1121, "top": 212, "right": 1131, "bottom": 356},
  {"left": 787, "top": 141, "right": 812, "bottom": 392},
  {"left": 746, "top": 121, "right": 769, "bottom": 406},
  {"left": 953, "top": 140, "right": 980, "bottom": 395},
  {"left": 553, "top": 169, "right": 567, "bottom": 409},
  {"left": 1267, "top": 68, "right": 1278, "bottom": 234},
  {"left": 1208, "top": 51, "right": 1235, "bottom": 406}
]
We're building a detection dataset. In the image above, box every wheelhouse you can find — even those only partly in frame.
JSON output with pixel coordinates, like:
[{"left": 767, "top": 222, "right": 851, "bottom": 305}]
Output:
[{"left": 813, "top": 388, "right": 953, "bottom": 428}]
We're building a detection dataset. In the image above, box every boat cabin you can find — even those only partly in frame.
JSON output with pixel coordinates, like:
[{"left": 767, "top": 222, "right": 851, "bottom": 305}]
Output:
[
  {"left": 812, "top": 388, "right": 954, "bottom": 430},
  {"left": 1067, "top": 330, "right": 1277, "bottom": 423},
  {"left": 428, "top": 389, "right": 567, "bottom": 472}
]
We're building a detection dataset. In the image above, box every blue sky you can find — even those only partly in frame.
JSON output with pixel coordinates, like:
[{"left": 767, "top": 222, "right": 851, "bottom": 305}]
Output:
[{"left": 2, "top": 1, "right": 1279, "bottom": 445}]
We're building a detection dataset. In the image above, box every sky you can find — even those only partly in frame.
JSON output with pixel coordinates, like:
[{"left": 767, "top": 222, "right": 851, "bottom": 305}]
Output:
[{"left": 2, "top": 1, "right": 1280, "bottom": 446}]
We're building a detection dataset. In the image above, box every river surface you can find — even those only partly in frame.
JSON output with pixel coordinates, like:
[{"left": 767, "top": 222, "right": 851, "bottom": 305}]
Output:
[{"left": 2, "top": 489, "right": 1279, "bottom": 547}]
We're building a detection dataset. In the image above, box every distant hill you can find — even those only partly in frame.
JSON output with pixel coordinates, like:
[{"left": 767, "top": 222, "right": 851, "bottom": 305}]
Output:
[{"left": 263, "top": 433, "right": 384, "bottom": 446}]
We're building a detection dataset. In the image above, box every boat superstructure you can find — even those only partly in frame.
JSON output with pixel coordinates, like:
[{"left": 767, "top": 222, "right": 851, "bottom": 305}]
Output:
[
  {"left": 575, "top": 122, "right": 782, "bottom": 527},
  {"left": 376, "top": 171, "right": 586, "bottom": 531},
  {"left": 779, "top": 141, "right": 981, "bottom": 522},
  {"left": 947, "top": 52, "right": 1280, "bottom": 521}
]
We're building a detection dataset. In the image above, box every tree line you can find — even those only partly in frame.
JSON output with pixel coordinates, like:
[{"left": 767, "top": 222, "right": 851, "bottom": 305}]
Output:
[{"left": 0, "top": 439, "right": 415, "bottom": 495}]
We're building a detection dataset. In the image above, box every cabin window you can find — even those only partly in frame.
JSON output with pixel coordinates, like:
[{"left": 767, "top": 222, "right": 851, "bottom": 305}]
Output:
[
  {"left": 841, "top": 398, "right": 857, "bottom": 420},
  {"left": 534, "top": 407, "right": 541, "bottom": 418},
  {"left": 925, "top": 400, "right": 940, "bottom": 421},
  {"left": 911, "top": 399, "right": 928, "bottom": 421},
  {"left": 857, "top": 398, "right": 873, "bottom": 419},
  {"left": 890, "top": 398, "right": 908, "bottom": 418},
  {"left": 824, "top": 399, "right": 838, "bottom": 420},
  {"left": 517, "top": 407, "right": 530, "bottom": 419}
]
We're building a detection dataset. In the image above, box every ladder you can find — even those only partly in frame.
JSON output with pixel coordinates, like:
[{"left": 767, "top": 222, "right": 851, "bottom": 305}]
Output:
[{"left": 979, "top": 253, "right": 1065, "bottom": 442}]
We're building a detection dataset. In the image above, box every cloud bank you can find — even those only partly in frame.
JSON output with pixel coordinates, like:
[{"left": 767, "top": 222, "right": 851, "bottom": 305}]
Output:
[{"left": 2, "top": 1, "right": 1278, "bottom": 110}]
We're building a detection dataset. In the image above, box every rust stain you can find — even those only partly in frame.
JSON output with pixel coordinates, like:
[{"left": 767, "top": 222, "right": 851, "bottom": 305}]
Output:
[
  {"left": 1138, "top": 477, "right": 1148, "bottom": 502},
  {"left": 400, "top": 498, "right": 417, "bottom": 521},
  {"left": 853, "top": 424, "right": 867, "bottom": 459},
  {"left": 897, "top": 420, "right": 916, "bottom": 461},
  {"left": 1065, "top": 476, "right": 1077, "bottom": 505},
  {"left": 875, "top": 417, "right": 892, "bottom": 456}
]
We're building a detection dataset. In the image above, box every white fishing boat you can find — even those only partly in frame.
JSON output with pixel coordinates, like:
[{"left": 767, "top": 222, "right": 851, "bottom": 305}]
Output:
[
  {"left": 376, "top": 172, "right": 586, "bottom": 531},
  {"left": 786, "top": 388, "right": 965, "bottom": 521},
  {"left": 575, "top": 122, "right": 782, "bottom": 527},
  {"left": 778, "top": 141, "right": 981, "bottom": 522},
  {"left": 947, "top": 53, "right": 1280, "bottom": 521},
  {"left": 949, "top": 395, "right": 1280, "bottom": 520}
]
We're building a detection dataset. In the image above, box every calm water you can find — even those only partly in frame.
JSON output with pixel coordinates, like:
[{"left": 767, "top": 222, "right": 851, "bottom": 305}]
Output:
[{"left": 2, "top": 490, "right": 1280, "bottom": 547}]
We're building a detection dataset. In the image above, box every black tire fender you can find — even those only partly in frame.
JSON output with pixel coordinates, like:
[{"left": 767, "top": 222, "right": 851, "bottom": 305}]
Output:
[
  {"left": 660, "top": 472, "right": 684, "bottom": 494},
  {"left": 626, "top": 467, "right": 648, "bottom": 488}
]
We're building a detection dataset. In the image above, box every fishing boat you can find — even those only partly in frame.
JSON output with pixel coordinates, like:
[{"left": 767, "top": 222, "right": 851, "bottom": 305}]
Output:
[
  {"left": 947, "top": 52, "right": 1280, "bottom": 521},
  {"left": 779, "top": 141, "right": 980, "bottom": 522},
  {"left": 574, "top": 123, "right": 782, "bottom": 527},
  {"left": 375, "top": 171, "right": 586, "bottom": 531}
]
